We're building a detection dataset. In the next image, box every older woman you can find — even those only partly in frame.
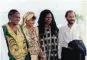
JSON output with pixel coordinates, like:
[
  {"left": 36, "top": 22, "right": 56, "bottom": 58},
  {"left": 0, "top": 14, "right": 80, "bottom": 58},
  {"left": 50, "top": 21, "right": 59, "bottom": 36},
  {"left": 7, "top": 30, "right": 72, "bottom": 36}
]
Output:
[{"left": 22, "top": 12, "right": 45, "bottom": 60}]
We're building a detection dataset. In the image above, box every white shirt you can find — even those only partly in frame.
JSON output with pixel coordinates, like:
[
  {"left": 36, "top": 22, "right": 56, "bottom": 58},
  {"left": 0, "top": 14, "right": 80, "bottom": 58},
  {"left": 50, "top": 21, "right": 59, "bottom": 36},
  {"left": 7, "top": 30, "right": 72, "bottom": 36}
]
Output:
[
  {"left": 58, "top": 23, "right": 83, "bottom": 59},
  {"left": 0, "top": 27, "right": 9, "bottom": 60}
]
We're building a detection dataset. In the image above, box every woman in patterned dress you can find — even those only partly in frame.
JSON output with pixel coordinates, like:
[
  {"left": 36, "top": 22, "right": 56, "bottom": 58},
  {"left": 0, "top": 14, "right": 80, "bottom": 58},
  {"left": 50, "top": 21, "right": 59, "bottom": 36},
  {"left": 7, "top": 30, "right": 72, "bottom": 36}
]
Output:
[
  {"left": 38, "top": 9, "right": 59, "bottom": 60},
  {"left": 22, "top": 12, "right": 45, "bottom": 60}
]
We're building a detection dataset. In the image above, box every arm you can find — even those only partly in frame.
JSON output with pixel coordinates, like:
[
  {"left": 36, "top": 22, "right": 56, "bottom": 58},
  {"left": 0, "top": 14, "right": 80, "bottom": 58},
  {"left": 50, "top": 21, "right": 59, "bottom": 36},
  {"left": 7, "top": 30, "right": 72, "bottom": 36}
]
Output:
[
  {"left": 58, "top": 28, "right": 63, "bottom": 59},
  {"left": 35, "top": 27, "right": 46, "bottom": 60}
]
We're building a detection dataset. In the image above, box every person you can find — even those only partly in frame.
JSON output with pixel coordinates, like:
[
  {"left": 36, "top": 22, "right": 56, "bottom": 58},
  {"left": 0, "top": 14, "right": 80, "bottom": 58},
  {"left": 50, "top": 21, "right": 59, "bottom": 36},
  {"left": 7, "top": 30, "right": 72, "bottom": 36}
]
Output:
[
  {"left": 2, "top": 9, "right": 30, "bottom": 60},
  {"left": 22, "top": 12, "right": 45, "bottom": 60},
  {"left": 58, "top": 10, "right": 86, "bottom": 60},
  {"left": 38, "top": 9, "right": 59, "bottom": 60}
]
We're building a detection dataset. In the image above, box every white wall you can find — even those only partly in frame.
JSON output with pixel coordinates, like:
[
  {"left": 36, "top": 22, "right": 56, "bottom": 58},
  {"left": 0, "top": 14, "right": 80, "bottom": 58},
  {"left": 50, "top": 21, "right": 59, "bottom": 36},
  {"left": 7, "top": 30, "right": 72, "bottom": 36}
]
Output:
[{"left": 0, "top": 0, "right": 82, "bottom": 26}]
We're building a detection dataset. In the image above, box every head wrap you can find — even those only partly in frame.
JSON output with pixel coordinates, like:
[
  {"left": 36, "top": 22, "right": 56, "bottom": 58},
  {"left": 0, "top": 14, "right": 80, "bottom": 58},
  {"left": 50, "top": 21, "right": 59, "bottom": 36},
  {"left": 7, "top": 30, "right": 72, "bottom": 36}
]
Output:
[{"left": 23, "top": 12, "right": 35, "bottom": 26}]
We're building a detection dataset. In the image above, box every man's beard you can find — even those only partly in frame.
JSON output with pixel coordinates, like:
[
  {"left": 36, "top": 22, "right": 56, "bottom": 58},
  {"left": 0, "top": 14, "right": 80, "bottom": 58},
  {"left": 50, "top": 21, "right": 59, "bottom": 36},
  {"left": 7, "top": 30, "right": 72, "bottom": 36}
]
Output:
[{"left": 67, "top": 19, "right": 75, "bottom": 24}]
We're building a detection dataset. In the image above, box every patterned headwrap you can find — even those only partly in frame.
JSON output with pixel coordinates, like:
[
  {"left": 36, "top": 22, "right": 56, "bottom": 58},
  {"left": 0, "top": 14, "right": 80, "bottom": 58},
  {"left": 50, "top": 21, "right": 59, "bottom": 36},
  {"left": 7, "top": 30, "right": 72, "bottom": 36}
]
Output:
[{"left": 23, "top": 12, "right": 35, "bottom": 26}]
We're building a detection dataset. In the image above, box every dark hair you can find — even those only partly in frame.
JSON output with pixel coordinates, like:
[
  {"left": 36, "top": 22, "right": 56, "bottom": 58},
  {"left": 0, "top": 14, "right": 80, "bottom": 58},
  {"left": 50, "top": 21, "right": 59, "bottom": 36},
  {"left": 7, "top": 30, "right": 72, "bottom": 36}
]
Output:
[
  {"left": 32, "top": 16, "right": 36, "bottom": 20},
  {"left": 38, "top": 9, "right": 59, "bottom": 38},
  {"left": 8, "top": 9, "right": 19, "bottom": 19},
  {"left": 65, "top": 10, "right": 76, "bottom": 17}
]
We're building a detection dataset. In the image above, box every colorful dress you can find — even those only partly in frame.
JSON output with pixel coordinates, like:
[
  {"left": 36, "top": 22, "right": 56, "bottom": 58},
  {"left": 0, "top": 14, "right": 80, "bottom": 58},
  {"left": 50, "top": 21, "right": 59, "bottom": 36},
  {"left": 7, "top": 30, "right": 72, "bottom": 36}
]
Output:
[
  {"left": 23, "top": 26, "right": 43, "bottom": 60},
  {"left": 2, "top": 24, "right": 30, "bottom": 60}
]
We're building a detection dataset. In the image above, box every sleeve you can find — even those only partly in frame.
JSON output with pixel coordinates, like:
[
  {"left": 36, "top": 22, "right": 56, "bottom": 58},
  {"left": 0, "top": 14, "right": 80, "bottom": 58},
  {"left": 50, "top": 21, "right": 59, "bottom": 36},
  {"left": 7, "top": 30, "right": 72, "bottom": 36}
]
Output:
[
  {"left": 58, "top": 28, "right": 63, "bottom": 59},
  {"left": 35, "top": 27, "right": 44, "bottom": 56},
  {"left": 0, "top": 27, "right": 9, "bottom": 60},
  {"left": 35, "top": 27, "right": 39, "bottom": 37}
]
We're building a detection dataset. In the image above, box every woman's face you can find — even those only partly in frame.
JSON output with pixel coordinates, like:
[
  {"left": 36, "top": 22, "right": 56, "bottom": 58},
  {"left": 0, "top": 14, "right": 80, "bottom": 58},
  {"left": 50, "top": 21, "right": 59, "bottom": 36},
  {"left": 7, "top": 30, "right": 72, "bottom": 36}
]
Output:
[
  {"left": 25, "top": 18, "right": 35, "bottom": 27},
  {"left": 9, "top": 13, "right": 20, "bottom": 25},
  {"left": 45, "top": 13, "right": 52, "bottom": 25}
]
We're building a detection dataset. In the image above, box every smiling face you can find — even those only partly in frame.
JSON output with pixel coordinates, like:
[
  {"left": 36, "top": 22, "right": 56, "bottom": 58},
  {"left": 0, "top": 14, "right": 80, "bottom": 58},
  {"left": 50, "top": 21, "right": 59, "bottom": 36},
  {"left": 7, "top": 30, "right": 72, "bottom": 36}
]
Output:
[
  {"left": 25, "top": 18, "right": 35, "bottom": 28},
  {"left": 66, "top": 12, "right": 76, "bottom": 24},
  {"left": 9, "top": 12, "right": 20, "bottom": 25},
  {"left": 45, "top": 13, "right": 52, "bottom": 25}
]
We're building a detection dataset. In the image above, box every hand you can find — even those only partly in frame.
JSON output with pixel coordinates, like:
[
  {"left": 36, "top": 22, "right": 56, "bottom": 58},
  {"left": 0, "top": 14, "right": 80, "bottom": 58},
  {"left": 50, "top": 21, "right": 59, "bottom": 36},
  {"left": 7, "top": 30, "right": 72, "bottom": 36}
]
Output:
[
  {"left": 41, "top": 55, "right": 46, "bottom": 60},
  {"left": 58, "top": 59, "right": 61, "bottom": 60}
]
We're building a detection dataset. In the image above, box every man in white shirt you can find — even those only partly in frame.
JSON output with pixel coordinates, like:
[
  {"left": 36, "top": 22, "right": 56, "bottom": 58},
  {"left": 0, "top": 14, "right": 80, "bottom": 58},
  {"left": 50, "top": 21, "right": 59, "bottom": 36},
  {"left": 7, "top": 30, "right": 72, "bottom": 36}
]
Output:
[
  {"left": 0, "top": 27, "right": 9, "bottom": 60},
  {"left": 58, "top": 10, "right": 86, "bottom": 60}
]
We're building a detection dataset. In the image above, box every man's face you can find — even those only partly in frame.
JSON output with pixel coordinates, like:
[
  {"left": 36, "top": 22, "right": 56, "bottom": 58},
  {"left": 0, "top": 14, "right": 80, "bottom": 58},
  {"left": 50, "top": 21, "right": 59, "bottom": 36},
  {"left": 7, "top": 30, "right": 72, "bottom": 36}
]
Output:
[
  {"left": 66, "top": 12, "right": 76, "bottom": 24},
  {"left": 9, "top": 13, "right": 20, "bottom": 25}
]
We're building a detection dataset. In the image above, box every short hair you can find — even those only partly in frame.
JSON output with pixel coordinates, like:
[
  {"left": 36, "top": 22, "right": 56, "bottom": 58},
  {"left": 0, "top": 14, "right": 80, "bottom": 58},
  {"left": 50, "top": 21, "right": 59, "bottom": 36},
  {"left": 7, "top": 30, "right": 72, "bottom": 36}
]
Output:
[
  {"left": 8, "top": 9, "right": 19, "bottom": 18},
  {"left": 65, "top": 10, "right": 76, "bottom": 17}
]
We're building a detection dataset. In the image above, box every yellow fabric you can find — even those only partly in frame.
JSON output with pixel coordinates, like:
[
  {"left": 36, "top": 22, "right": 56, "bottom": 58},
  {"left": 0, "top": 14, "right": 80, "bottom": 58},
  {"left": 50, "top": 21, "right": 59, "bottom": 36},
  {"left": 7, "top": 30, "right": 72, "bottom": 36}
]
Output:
[{"left": 6, "top": 24, "right": 28, "bottom": 60}]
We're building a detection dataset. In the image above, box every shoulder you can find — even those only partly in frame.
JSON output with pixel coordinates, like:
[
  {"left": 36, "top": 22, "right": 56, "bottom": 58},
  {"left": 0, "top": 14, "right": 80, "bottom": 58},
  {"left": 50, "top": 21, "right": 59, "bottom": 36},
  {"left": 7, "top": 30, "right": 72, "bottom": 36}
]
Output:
[
  {"left": 35, "top": 26, "right": 39, "bottom": 31},
  {"left": 35, "top": 26, "right": 39, "bottom": 36},
  {"left": 59, "top": 25, "right": 67, "bottom": 31},
  {"left": 2, "top": 24, "right": 7, "bottom": 28},
  {"left": 2, "top": 24, "right": 8, "bottom": 33},
  {"left": 73, "top": 23, "right": 82, "bottom": 30}
]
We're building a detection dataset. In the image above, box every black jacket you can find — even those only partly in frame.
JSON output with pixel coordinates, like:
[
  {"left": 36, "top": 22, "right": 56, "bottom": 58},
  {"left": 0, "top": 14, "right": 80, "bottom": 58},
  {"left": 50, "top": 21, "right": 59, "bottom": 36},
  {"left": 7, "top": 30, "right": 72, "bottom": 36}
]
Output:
[{"left": 68, "top": 40, "right": 86, "bottom": 56}]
